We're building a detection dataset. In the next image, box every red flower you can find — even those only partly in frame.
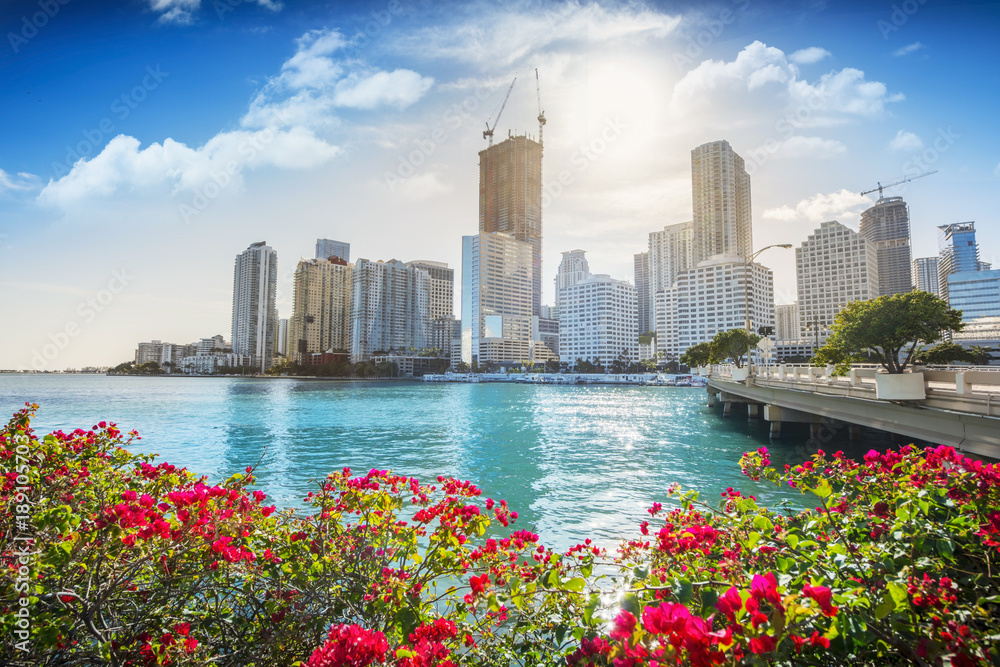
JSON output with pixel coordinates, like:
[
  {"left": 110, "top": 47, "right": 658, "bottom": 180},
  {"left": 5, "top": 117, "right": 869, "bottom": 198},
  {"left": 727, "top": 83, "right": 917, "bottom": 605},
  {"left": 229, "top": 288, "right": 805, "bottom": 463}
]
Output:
[
  {"left": 610, "top": 610, "right": 636, "bottom": 642},
  {"left": 307, "top": 624, "right": 388, "bottom": 667},
  {"left": 802, "top": 584, "right": 838, "bottom": 616},
  {"left": 749, "top": 635, "right": 776, "bottom": 654},
  {"left": 715, "top": 586, "right": 743, "bottom": 621},
  {"left": 750, "top": 573, "right": 782, "bottom": 606}
]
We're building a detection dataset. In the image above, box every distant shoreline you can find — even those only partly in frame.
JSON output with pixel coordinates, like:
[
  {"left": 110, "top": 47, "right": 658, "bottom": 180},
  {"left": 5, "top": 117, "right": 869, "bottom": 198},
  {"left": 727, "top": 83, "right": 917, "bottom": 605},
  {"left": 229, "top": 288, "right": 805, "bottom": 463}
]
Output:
[{"left": 1, "top": 373, "right": 415, "bottom": 382}]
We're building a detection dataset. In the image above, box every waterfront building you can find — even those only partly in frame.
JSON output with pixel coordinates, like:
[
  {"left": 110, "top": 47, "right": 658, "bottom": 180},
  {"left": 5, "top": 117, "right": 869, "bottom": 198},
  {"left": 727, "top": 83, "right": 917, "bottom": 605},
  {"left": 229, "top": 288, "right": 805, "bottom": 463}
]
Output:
[
  {"left": 775, "top": 303, "right": 801, "bottom": 343},
  {"left": 461, "top": 233, "right": 535, "bottom": 366},
  {"left": 179, "top": 353, "right": 251, "bottom": 375},
  {"left": 428, "top": 316, "right": 460, "bottom": 357},
  {"left": 406, "top": 261, "right": 454, "bottom": 320},
  {"left": 316, "top": 238, "right": 350, "bottom": 262},
  {"left": 950, "top": 317, "right": 1000, "bottom": 363},
  {"left": 691, "top": 141, "right": 751, "bottom": 265},
  {"left": 370, "top": 353, "right": 448, "bottom": 378},
  {"left": 556, "top": 250, "right": 590, "bottom": 294},
  {"left": 479, "top": 134, "right": 543, "bottom": 316},
  {"left": 134, "top": 340, "right": 196, "bottom": 369},
  {"left": 913, "top": 257, "right": 941, "bottom": 297},
  {"left": 946, "top": 269, "right": 1000, "bottom": 321},
  {"left": 558, "top": 269, "right": 637, "bottom": 368},
  {"left": 658, "top": 256, "right": 774, "bottom": 360},
  {"left": 795, "top": 220, "right": 879, "bottom": 345},
  {"left": 197, "top": 335, "right": 226, "bottom": 357},
  {"left": 350, "top": 259, "right": 430, "bottom": 362},
  {"left": 276, "top": 319, "right": 288, "bottom": 358},
  {"left": 859, "top": 197, "right": 912, "bottom": 296},
  {"left": 232, "top": 241, "right": 278, "bottom": 372},
  {"left": 634, "top": 252, "right": 651, "bottom": 335},
  {"left": 938, "top": 222, "right": 980, "bottom": 304},
  {"left": 289, "top": 256, "right": 353, "bottom": 364},
  {"left": 535, "top": 316, "right": 560, "bottom": 362}
]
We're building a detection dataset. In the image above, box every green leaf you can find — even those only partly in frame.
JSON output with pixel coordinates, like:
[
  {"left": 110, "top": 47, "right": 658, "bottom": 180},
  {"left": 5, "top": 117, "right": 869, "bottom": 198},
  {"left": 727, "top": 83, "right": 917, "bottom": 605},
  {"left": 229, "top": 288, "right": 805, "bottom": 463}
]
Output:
[
  {"left": 555, "top": 625, "right": 566, "bottom": 645},
  {"left": 752, "top": 515, "right": 774, "bottom": 534},
  {"left": 584, "top": 593, "right": 600, "bottom": 625},
  {"left": 874, "top": 592, "right": 894, "bottom": 620},
  {"left": 747, "top": 532, "right": 761, "bottom": 548},
  {"left": 811, "top": 479, "right": 833, "bottom": 499},
  {"left": 674, "top": 579, "right": 693, "bottom": 604},
  {"left": 887, "top": 581, "right": 909, "bottom": 606},
  {"left": 785, "top": 533, "right": 799, "bottom": 549},
  {"left": 564, "top": 577, "right": 586, "bottom": 593}
]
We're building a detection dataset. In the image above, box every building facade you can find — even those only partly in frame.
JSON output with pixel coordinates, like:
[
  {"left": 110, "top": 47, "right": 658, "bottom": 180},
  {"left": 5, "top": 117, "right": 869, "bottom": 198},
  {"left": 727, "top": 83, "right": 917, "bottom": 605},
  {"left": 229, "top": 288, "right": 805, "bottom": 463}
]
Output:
[
  {"left": 691, "top": 141, "right": 751, "bottom": 265},
  {"left": 558, "top": 273, "right": 637, "bottom": 368},
  {"left": 775, "top": 302, "right": 801, "bottom": 343},
  {"left": 406, "top": 261, "right": 454, "bottom": 320},
  {"left": 795, "top": 220, "right": 879, "bottom": 346},
  {"left": 938, "top": 222, "right": 980, "bottom": 304},
  {"left": 350, "top": 259, "right": 430, "bottom": 362},
  {"left": 316, "top": 238, "right": 350, "bottom": 262},
  {"left": 634, "top": 251, "right": 651, "bottom": 335},
  {"left": 231, "top": 241, "right": 278, "bottom": 372},
  {"left": 859, "top": 197, "right": 912, "bottom": 296},
  {"left": 289, "top": 256, "right": 353, "bottom": 363},
  {"left": 479, "top": 134, "right": 543, "bottom": 316},
  {"left": 912, "top": 257, "right": 941, "bottom": 297},
  {"left": 947, "top": 269, "right": 1000, "bottom": 321},
  {"left": 461, "top": 233, "right": 535, "bottom": 366}
]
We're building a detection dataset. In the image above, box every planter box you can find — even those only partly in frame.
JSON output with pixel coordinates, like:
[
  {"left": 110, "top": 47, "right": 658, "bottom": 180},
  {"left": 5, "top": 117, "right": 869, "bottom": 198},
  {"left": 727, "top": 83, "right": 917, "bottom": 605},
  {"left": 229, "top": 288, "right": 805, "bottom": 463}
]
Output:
[
  {"left": 875, "top": 371, "right": 926, "bottom": 400},
  {"left": 730, "top": 366, "right": 750, "bottom": 382}
]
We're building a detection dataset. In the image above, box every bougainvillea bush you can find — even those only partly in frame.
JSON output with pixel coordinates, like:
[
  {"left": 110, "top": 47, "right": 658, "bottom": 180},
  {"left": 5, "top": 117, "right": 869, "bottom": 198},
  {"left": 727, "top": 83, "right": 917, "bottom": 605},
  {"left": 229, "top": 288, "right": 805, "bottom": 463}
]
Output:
[{"left": 2, "top": 404, "right": 999, "bottom": 666}]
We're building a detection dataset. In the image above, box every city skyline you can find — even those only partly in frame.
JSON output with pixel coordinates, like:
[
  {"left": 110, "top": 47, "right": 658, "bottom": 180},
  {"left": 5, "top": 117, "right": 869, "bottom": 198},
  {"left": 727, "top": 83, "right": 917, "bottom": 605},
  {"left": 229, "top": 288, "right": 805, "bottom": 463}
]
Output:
[{"left": 2, "top": 0, "right": 999, "bottom": 369}]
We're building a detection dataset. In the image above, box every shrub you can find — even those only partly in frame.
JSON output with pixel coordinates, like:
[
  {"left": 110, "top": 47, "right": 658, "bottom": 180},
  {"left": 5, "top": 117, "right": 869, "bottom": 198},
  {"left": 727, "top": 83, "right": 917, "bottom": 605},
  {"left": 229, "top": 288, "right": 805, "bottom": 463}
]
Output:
[{"left": 3, "top": 404, "right": 999, "bottom": 666}]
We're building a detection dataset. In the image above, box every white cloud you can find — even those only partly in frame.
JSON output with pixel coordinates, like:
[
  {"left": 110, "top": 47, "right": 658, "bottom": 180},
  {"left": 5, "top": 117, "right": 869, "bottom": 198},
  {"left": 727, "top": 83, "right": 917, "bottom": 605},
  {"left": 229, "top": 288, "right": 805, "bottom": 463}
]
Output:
[
  {"left": 242, "top": 28, "right": 434, "bottom": 130},
  {"left": 384, "top": 171, "right": 453, "bottom": 202},
  {"left": 38, "top": 128, "right": 340, "bottom": 207},
  {"left": 0, "top": 169, "right": 41, "bottom": 193},
  {"left": 893, "top": 42, "right": 924, "bottom": 57},
  {"left": 763, "top": 189, "right": 872, "bottom": 224},
  {"left": 889, "top": 130, "right": 923, "bottom": 151},
  {"left": 392, "top": 2, "right": 680, "bottom": 69},
  {"left": 789, "top": 47, "right": 830, "bottom": 64},
  {"left": 775, "top": 136, "right": 847, "bottom": 159},
  {"left": 671, "top": 41, "right": 900, "bottom": 128},
  {"left": 149, "top": 0, "right": 281, "bottom": 24}
]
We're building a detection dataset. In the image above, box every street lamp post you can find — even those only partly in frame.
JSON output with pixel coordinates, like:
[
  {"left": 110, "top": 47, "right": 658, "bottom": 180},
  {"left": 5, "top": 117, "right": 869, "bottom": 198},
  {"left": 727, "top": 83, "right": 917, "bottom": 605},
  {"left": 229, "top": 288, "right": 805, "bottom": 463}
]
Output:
[{"left": 743, "top": 244, "right": 793, "bottom": 374}]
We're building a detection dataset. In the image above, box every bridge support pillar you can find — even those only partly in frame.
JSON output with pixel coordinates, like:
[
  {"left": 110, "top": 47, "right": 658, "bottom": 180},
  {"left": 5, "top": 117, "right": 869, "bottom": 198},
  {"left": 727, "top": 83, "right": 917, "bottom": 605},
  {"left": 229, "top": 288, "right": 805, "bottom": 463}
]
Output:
[
  {"left": 748, "top": 403, "right": 760, "bottom": 419},
  {"left": 809, "top": 423, "right": 823, "bottom": 439},
  {"left": 955, "top": 372, "right": 968, "bottom": 395},
  {"left": 849, "top": 424, "right": 862, "bottom": 441},
  {"left": 769, "top": 421, "right": 781, "bottom": 439},
  {"left": 723, "top": 402, "right": 733, "bottom": 417}
]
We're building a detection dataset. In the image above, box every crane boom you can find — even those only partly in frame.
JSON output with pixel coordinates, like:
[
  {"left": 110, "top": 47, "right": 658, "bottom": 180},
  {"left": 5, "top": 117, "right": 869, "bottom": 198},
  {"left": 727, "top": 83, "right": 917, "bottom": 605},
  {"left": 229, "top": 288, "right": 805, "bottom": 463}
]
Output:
[
  {"left": 535, "top": 68, "right": 546, "bottom": 147},
  {"left": 483, "top": 78, "right": 516, "bottom": 146},
  {"left": 861, "top": 170, "right": 938, "bottom": 200}
]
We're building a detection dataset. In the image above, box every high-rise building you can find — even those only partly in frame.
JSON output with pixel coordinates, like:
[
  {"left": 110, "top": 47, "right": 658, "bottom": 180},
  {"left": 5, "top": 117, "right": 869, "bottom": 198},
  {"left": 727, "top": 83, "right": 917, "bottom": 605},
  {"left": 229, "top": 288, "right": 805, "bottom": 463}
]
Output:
[
  {"left": 289, "top": 256, "right": 353, "bottom": 363},
  {"left": 276, "top": 319, "right": 288, "bottom": 358},
  {"left": 429, "top": 316, "right": 460, "bottom": 358},
  {"left": 316, "top": 238, "right": 350, "bottom": 262},
  {"left": 406, "top": 261, "right": 454, "bottom": 320},
  {"left": 657, "top": 256, "right": 773, "bottom": 359},
  {"left": 556, "top": 250, "right": 590, "bottom": 294},
  {"left": 648, "top": 221, "right": 694, "bottom": 341},
  {"left": 691, "top": 141, "right": 751, "bottom": 265},
  {"left": 946, "top": 270, "right": 1000, "bottom": 321},
  {"left": 479, "top": 135, "right": 543, "bottom": 316},
  {"left": 938, "top": 222, "right": 980, "bottom": 304},
  {"left": 775, "top": 303, "right": 801, "bottom": 342},
  {"left": 795, "top": 221, "right": 879, "bottom": 346},
  {"left": 461, "top": 233, "right": 534, "bottom": 366},
  {"left": 232, "top": 241, "right": 278, "bottom": 372},
  {"left": 859, "top": 197, "right": 912, "bottom": 296},
  {"left": 912, "top": 257, "right": 941, "bottom": 297},
  {"left": 350, "top": 259, "right": 430, "bottom": 362},
  {"left": 634, "top": 252, "right": 651, "bottom": 335},
  {"left": 559, "top": 271, "right": 637, "bottom": 368}
]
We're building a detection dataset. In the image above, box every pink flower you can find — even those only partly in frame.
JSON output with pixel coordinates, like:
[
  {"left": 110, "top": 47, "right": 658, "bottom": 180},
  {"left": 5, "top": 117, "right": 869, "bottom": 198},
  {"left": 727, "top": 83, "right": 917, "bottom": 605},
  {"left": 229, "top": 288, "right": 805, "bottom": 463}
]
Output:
[
  {"left": 610, "top": 610, "right": 636, "bottom": 642},
  {"left": 716, "top": 586, "right": 743, "bottom": 621},
  {"left": 749, "top": 635, "right": 777, "bottom": 654},
  {"left": 802, "top": 583, "right": 838, "bottom": 616},
  {"left": 750, "top": 572, "right": 782, "bottom": 606}
]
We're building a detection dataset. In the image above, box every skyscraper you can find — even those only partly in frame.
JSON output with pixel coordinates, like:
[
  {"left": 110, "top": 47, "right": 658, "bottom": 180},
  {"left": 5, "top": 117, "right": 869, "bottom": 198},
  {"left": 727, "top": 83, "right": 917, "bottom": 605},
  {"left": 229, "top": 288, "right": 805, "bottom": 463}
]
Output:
[
  {"left": 775, "top": 303, "right": 801, "bottom": 343},
  {"left": 406, "top": 261, "right": 454, "bottom": 320},
  {"left": 559, "top": 270, "right": 637, "bottom": 368},
  {"left": 479, "top": 134, "right": 543, "bottom": 315},
  {"left": 556, "top": 250, "right": 590, "bottom": 293},
  {"left": 691, "top": 141, "right": 751, "bottom": 265},
  {"left": 350, "top": 259, "right": 430, "bottom": 362},
  {"left": 316, "top": 238, "right": 350, "bottom": 262},
  {"left": 938, "top": 222, "right": 979, "bottom": 303},
  {"left": 795, "top": 221, "right": 879, "bottom": 346},
  {"left": 461, "top": 233, "right": 534, "bottom": 366},
  {"left": 859, "top": 197, "right": 913, "bottom": 296},
  {"left": 231, "top": 241, "right": 277, "bottom": 372},
  {"left": 912, "top": 257, "right": 941, "bottom": 297},
  {"left": 633, "top": 252, "right": 651, "bottom": 335},
  {"left": 289, "top": 256, "right": 353, "bottom": 363}
]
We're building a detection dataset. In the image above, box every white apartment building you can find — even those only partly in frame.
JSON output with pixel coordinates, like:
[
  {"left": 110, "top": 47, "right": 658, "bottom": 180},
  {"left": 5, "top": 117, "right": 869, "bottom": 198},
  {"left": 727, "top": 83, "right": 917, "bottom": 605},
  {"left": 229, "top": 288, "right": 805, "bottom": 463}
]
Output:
[
  {"left": 691, "top": 141, "right": 751, "bottom": 265},
  {"left": 657, "top": 256, "right": 774, "bottom": 359},
  {"left": 912, "top": 257, "right": 941, "bottom": 297},
  {"left": 350, "top": 259, "right": 430, "bottom": 362},
  {"left": 406, "top": 261, "right": 454, "bottom": 320},
  {"left": 231, "top": 241, "right": 278, "bottom": 372},
  {"left": 775, "top": 303, "right": 801, "bottom": 342},
  {"left": 559, "top": 273, "right": 637, "bottom": 367},
  {"left": 795, "top": 220, "right": 879, "bottom": 345}
]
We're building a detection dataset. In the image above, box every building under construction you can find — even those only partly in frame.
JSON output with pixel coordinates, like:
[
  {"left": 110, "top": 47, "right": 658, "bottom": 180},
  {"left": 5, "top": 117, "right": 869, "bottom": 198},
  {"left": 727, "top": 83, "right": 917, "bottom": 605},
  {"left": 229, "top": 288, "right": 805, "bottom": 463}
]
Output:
[
  {"left": 860, "top": 196, "right": 913, "bottom": 296},
  {"left": 478, "top": 134, "right": 544, "bottom": 316}
]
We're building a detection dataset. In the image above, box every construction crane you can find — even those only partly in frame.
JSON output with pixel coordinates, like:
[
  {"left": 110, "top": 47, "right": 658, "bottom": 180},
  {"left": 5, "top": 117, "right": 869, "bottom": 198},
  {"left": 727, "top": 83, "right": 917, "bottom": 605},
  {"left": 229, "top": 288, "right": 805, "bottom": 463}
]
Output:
[
  {"left": 483, "top": 78, "right": 516, "bottom": 146},
  {"left": 861, "top": 170, "right": 938, "bottom": 201},
  {"left": 535, "top": 68, "right": 546, "bottom": 147}
]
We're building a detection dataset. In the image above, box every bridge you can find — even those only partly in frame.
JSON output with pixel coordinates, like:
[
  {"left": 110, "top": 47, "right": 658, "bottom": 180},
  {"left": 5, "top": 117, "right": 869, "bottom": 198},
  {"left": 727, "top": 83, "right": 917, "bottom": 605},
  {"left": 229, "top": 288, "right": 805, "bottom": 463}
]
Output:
[{"left": 704, "top": 364, "right": 1000, "bottom": 459}]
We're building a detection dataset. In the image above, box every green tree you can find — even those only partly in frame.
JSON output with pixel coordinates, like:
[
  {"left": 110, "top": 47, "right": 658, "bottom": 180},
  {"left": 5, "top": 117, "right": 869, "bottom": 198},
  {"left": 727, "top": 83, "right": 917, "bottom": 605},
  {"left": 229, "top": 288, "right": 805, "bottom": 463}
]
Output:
[
  {"left": 679, "top": 342, "right": 714, "bottom": 368},
  {"left": 814, "top": 291, "right": 964, "bottom": 374},
  {"left": 710, "top": 329, "right": 761, "bottom": 369},
  {"left": 914, "top": 341, "right": 975, "bottom": 365},
  {"left": 969, "top": 345, "right": 993, "bottom": 365}
]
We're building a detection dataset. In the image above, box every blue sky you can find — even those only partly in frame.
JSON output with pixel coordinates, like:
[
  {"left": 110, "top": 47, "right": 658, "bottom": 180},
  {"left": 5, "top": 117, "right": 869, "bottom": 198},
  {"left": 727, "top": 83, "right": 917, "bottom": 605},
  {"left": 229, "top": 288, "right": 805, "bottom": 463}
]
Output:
[{"left": 1, "top": 0, "right": 998, "bottom": 369}]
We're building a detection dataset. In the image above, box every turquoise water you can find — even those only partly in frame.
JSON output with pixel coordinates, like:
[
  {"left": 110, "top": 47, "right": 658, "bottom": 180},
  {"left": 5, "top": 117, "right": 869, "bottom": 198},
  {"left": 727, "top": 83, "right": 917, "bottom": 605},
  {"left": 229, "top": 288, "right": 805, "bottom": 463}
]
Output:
[{"left": 0, "top": 375, "right": 887, "bottom": 550}]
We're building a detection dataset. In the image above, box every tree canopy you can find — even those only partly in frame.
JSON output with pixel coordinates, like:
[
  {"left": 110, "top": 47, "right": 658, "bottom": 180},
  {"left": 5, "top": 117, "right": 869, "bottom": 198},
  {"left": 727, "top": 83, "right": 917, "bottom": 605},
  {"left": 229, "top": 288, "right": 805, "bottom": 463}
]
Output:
[
  {"left": 710, "top": 329, "right": 760, "bottom": 369},
  {"left": 814, "top": 291, "right": 963, "bottom": 374}
]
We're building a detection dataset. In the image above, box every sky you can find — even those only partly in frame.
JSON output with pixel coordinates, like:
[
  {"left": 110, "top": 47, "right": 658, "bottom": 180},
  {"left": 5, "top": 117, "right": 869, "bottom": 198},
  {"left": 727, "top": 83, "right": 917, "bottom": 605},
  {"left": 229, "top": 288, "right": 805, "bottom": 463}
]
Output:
[{"left": 1, "top": 0, "right": 998, "bottom": 370}]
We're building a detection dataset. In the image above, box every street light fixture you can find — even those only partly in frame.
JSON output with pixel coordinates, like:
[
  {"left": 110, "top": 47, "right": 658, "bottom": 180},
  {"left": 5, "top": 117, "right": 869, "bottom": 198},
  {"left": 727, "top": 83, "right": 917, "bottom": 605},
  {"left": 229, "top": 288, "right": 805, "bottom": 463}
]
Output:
[{"left": 743, "top": 244, "right": 793, "bottom": 374}]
